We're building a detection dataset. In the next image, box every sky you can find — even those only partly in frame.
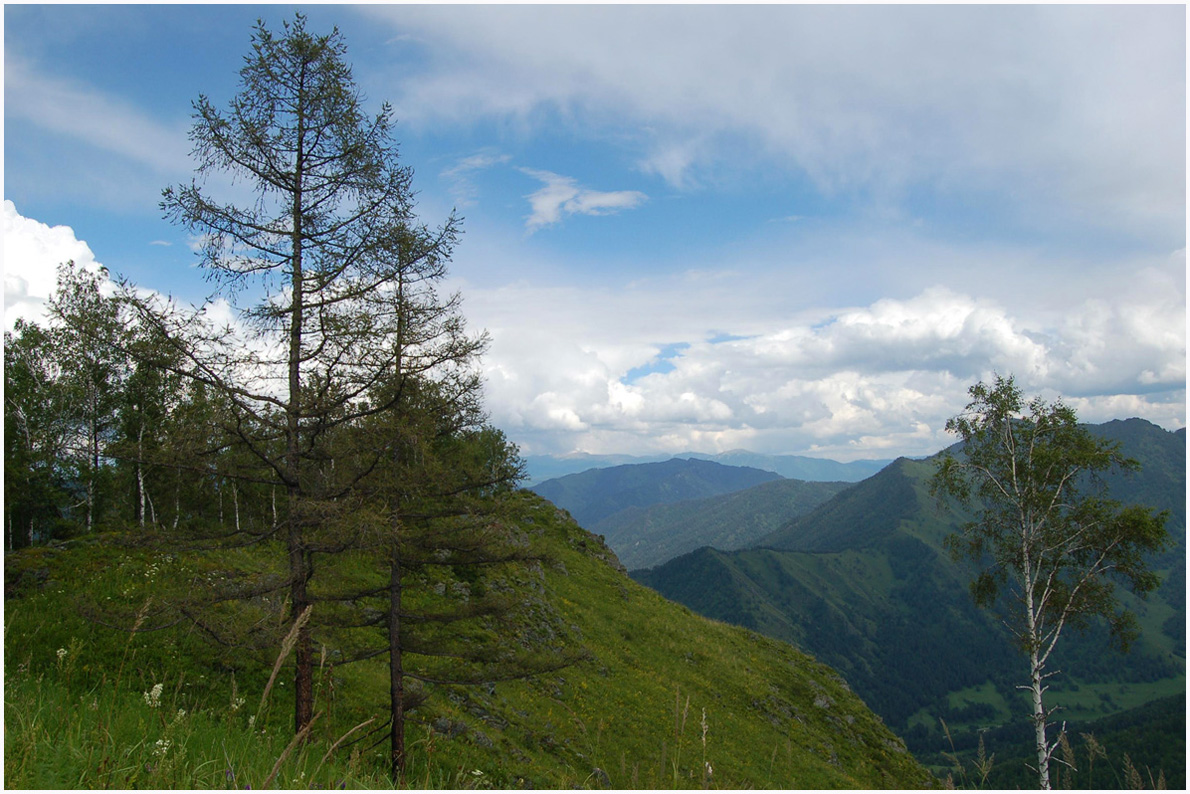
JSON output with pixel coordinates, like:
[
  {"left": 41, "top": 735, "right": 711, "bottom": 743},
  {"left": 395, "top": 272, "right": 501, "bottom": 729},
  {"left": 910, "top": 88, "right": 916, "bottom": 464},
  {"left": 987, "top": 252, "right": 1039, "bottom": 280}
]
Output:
[{"left": 4, "top": 4, "right": 1186, "bottom": 462}]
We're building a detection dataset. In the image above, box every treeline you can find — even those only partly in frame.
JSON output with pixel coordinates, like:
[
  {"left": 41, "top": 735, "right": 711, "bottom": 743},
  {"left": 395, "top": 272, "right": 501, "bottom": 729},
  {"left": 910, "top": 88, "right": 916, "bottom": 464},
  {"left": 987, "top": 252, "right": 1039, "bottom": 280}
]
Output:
[
  {"left": 6, "top": 264, "right": 260, "bottom": 544},
  {"left": 4, "top": 14, "right": 575, "bottom": 782}
]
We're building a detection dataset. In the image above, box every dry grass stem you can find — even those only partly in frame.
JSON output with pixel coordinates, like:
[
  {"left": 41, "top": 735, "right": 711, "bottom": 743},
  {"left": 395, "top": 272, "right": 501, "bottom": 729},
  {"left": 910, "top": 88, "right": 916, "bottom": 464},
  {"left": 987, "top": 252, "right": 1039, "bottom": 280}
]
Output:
[{"left": 257, "top": 604, "right": 314, "bottom": 718}]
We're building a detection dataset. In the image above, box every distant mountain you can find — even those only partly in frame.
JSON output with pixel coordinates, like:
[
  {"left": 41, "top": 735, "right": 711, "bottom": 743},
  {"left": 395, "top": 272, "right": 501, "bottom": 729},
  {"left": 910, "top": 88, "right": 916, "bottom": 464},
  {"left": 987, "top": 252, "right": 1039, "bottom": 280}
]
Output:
[
  {"left": 530, "top": 457, "right": 782, "bottom": 529},
  {"left": 523, "top": 450, "right": 891, "bottom": 485},
  {"left": 683, "top": 450, "right": 891, "bottom": 483},
  {"left": 523, "top": 452, "right": 672, "bottom": 484},
  {"left": 635, "top": 419, "right": 1186, "bottom": 758},
  {"left": 597, "top": 477, "right": 854, "bottom": 570}
]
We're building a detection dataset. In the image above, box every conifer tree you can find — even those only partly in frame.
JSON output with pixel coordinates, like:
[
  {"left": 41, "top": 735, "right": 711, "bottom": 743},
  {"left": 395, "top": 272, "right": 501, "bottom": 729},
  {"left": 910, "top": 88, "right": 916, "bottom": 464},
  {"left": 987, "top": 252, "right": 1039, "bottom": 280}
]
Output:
[{"left": 128, "top": 13, "right": 476, "bottom": 735}]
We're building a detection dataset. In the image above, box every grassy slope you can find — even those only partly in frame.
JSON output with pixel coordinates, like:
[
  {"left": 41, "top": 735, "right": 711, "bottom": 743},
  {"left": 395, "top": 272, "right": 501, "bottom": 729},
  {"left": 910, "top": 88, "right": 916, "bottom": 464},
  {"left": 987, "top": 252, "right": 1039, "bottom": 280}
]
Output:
[{"left": 4, "top": 492, "right": 935, "bottom": 789}]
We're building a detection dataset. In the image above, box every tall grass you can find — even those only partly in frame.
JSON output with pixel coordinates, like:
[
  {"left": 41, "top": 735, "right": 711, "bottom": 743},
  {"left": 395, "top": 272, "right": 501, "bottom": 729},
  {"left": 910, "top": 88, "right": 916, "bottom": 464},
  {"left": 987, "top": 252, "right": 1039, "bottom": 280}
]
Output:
[{"left": 3, "top": 619, "right": 388, "bottom": 789}]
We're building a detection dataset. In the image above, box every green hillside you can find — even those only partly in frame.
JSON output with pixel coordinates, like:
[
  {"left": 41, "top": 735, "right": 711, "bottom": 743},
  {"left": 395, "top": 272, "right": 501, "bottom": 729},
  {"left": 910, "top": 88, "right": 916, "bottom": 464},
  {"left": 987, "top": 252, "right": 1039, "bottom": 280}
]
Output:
[
  {"left": 530, "top": 458, "right": 783, "bottom": 528},
  {"left": 598, "top": 478, "right": 853, "bottom": 570},
  {"left": 4, "top": 492, "right": 935, "bottom": 789},
  {"left": 634, "top": 420, "right": 1185, "bottom": 760}
]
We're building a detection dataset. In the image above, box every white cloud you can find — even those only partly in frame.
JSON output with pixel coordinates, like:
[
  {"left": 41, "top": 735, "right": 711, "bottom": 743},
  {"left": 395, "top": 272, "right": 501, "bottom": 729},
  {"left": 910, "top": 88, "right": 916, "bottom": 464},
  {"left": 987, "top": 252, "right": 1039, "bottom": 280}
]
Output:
[
  {"left": 3, "top": 200, "right": 105, "bottom": 331},
  {"left": 5, "top": 56, "right": 189, "bottom": 174},
  {"left": 459, "top": 263, "right": 1185, "bottom": 460},
  {"left": 521, "top": 169, "right": 647, "bottom": 232},
  {"left": 364, "top": 5, "right": 1184, "bottom": 243},
  {"left": 440, "top": 150, "right": 512, "bottom": 207}
]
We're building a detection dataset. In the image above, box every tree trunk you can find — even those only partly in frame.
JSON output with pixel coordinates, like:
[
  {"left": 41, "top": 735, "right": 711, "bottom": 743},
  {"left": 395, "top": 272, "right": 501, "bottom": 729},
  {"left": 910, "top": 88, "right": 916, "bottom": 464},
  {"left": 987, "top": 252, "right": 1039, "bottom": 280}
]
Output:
[
  {"left": 1022, "top": 545, "right": 1051, "bottom": 790},
  {"left": 289, "top": 506, "right": 314, "bottom": 735},
  {"left": 87, "top": 382, "right": 98, "bottom": 532},
  {"left": 286, "top": 107, "right": 314, "bottom": 736},
  {"left": 1029, "top": 648, "right": 1051, "bottom": 789},
  {"left": 137, "top": 422, "right": 146, "bottom": 527}
]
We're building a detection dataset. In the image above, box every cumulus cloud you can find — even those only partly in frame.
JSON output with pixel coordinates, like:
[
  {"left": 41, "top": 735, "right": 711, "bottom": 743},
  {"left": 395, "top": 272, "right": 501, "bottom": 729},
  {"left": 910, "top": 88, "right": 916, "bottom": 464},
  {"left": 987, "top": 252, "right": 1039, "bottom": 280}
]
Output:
[
  {"left": 3, "top": 200, "right": 105, "bottom": 330},
  {"left": 461, "top": 268, "right": 1185, "bottom": 460},
  {"left": 521, "top": 168, "right": 647, "bottom": 232}
]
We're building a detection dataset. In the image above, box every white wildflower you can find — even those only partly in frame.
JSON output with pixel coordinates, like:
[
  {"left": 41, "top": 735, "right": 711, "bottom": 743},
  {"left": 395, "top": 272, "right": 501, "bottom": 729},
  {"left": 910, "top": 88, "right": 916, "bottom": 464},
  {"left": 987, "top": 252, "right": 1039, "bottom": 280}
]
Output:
[
  {"left": 143, "top": 682, "right": 164, "bottom": 708},
  {"left": 56, "top": 647, "right": 68, "bottom": 661},
  {"left": 154, "top": 738, "right": 171, "bottom": 757}
]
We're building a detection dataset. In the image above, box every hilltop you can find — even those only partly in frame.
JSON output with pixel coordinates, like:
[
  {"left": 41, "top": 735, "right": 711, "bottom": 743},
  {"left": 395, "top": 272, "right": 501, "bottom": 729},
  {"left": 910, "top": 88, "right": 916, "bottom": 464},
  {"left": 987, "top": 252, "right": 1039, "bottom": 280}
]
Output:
[{"left": 4, "top": 491, "right": 935, "bottom": 789}]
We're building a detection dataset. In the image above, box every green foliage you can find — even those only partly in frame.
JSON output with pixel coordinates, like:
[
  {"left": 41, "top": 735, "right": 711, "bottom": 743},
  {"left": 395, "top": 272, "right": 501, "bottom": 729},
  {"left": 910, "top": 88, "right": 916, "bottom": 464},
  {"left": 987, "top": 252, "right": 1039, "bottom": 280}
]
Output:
[
  {"left": 762, "top": 457, "right": 921, "bottom": 552},
  {"left": 634, "top": 419, "right": 1184, "bottom": 764},
  {"left": 938, "top": 694, "right": 1185, "bottom": 789},
  {"left": 931, "top": 375, "right": 1171, "bottom": 789},
  {"left": 5, "top": 495, "right": 937, "bottom": 789}
]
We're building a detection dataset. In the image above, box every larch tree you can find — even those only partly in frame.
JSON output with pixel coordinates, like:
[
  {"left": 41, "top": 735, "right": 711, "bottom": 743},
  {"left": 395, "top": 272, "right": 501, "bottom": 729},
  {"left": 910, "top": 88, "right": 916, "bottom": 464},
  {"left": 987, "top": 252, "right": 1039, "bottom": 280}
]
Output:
[
  {"left": 931, "top": 375, "right": 1168, "bottom": 790},
  {"left": 330, "top": 375, "right": 581, "bottom": 780},
  {"left": 123, "top": 13, "right": 468, "bottom": 734}
]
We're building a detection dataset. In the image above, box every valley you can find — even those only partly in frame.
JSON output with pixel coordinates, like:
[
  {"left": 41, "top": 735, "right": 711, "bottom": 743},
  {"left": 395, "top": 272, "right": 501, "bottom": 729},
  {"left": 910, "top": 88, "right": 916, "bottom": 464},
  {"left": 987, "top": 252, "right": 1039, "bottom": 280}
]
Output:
[{"left": 535, "top": 419, "right": 1186, "bottom": 785}]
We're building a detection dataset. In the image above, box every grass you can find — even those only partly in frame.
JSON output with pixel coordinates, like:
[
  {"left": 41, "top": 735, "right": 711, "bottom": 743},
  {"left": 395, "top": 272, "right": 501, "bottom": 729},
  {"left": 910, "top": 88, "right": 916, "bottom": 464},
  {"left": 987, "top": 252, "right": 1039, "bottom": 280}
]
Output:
[{"left": 5, "top": 493, "right": 937, "bottom": 789}]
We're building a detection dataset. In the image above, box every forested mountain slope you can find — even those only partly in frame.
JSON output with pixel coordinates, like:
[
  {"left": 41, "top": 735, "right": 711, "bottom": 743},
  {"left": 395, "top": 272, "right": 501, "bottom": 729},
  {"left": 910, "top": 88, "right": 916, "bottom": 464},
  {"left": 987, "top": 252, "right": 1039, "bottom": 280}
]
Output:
[
  {"left": 530, "top": 457, "right": 782, "bottom": 529},
  {"left": 598, "top": 477, "right": 853, "bottom": 570},
  {"left": 635, "top": 419, "right": 1185, "bottom": 760},
  {"left": 523, "top": 451, "right": 888, "bottom": 485}
]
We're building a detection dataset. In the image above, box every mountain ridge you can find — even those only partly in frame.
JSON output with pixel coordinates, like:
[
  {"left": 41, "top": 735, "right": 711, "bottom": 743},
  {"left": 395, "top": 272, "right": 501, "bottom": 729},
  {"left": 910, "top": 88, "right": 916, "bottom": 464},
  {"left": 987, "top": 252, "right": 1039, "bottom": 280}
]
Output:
[
  {"left": 529, "top": 457, "right": 783, "bottom": 529},
  {"left": 524, "top": 450, "right": 891, "bottom": 485},
  {"left": 632, "top": 419, "right": 1186, "bottom": 759}
]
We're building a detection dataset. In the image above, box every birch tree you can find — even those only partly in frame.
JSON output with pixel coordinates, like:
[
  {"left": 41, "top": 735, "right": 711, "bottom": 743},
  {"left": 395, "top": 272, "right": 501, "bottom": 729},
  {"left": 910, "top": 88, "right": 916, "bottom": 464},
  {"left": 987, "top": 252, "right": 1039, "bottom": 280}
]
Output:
[
  {"left": 931, "top": 375, "right": 1168, "bottom": 789},
  {"left": 47, "top": 262, "right": 129, "bottom": 534}
]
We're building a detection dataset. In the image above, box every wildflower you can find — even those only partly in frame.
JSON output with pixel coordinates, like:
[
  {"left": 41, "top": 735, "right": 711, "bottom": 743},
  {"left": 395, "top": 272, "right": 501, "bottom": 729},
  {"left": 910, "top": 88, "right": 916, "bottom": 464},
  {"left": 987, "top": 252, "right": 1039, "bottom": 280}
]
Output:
[
  {"left": 144, "top": 682, "right": 164, "bottom": 708},
  {"left": 230, "top": 696, "right": 246, "bottom": 712},
  {"left": 176, "top": 708, "right": 187, "bottom": 719},
  {"left": 154, "top": 738, "right": 171, "bottom": 757},
  {"left": 56, "top": 647, "right": 68, "bottom": 661},
  {"left": 248, "top": 715, "right": 256, "bottom": 728}
]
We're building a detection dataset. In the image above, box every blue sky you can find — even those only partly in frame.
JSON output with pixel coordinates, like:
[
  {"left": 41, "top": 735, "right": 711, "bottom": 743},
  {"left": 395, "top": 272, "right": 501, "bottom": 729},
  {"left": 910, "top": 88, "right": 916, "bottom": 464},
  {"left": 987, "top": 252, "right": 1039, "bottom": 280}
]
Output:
[{"left": 5, "top": 4, "right": 1186, "bottom": 461}]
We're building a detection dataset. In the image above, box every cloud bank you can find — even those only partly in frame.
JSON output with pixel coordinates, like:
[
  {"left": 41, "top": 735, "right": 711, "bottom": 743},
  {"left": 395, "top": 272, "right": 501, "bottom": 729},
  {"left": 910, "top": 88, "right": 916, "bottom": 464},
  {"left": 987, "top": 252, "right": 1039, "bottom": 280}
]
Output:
[
  {"left": 3, "top": 200, "right": 104, "bottom": 331},
  {"left": 459, "top": 259, "right": 1185, "bottom": 460}
]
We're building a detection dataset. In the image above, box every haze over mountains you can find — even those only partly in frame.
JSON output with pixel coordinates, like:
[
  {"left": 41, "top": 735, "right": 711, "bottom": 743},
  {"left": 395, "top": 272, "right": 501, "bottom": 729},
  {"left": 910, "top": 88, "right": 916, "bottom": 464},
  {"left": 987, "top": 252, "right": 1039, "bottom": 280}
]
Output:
[
  {"left": 523, "top": 450, "right": 891, "bottom": 485},
  {"left": 531, "top": 418, "right": 1186, "bottom": 770}
]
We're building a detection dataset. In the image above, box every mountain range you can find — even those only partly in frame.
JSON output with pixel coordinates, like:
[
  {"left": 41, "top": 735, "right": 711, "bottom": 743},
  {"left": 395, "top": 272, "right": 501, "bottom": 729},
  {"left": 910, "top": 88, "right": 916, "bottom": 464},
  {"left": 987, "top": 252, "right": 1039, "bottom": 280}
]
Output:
[
  {"left": 523, "top": 450, "right": 890, "bottom": 485},
  {"left": 629, "top": 419, "right": 1185, "bottom": 759}
]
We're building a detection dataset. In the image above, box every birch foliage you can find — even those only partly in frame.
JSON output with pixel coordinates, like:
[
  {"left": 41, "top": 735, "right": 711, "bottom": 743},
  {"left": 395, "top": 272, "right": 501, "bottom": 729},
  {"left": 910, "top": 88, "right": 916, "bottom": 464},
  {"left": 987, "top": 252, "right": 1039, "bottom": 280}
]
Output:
[{"left": 931, "top": 375, "right": 1168, "bottom": 789}]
